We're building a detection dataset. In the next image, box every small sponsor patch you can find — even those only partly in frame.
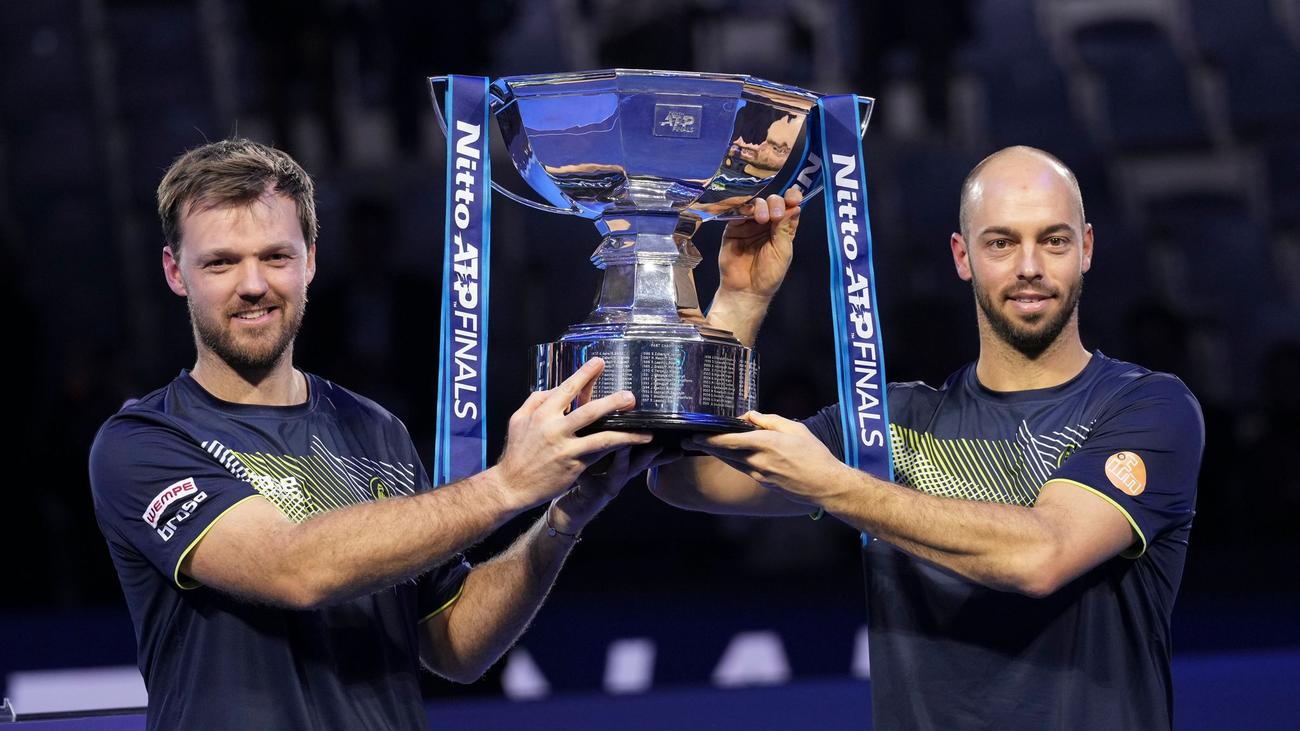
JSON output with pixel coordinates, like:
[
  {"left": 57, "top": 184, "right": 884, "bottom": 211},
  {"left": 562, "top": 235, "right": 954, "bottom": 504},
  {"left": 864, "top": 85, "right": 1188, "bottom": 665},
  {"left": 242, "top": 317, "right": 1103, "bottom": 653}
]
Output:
[
  {"left": 143, "top": 478, "right": 198, "bottom": 528},
  {"left": 156, "top": 491, "right": 209, "bottom": 542},
  {"left": 1104, "top": 451, "right": 1147, "bottom": 496}
]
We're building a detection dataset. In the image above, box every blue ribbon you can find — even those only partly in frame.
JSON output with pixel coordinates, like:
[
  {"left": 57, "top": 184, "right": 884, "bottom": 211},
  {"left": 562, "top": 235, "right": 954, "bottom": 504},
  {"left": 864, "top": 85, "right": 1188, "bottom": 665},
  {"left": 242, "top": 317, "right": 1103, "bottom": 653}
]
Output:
[
  {"left": 435, "top": 75, "right": 492, "bottom": 486},
  {"left": 816, "top": 95, "right": 893, "bottom": 481}
]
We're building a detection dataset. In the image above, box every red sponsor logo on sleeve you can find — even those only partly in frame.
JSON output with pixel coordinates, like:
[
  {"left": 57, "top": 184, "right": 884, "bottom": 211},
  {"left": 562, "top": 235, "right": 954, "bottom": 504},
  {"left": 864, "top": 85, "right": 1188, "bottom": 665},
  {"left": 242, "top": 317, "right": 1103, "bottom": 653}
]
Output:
[{"left": 142, "top": 478, "right": 198, "bottom": 528}]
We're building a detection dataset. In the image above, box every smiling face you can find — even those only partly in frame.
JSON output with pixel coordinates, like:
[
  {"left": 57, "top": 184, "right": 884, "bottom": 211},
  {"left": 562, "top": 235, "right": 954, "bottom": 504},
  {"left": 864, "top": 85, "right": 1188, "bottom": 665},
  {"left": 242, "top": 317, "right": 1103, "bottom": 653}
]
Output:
[
  {"left": 162, "top": 190, "right": 316, "bottom": 374},
  {"left": 951, "top": 150, "right": 1093, "bottom": 359}
]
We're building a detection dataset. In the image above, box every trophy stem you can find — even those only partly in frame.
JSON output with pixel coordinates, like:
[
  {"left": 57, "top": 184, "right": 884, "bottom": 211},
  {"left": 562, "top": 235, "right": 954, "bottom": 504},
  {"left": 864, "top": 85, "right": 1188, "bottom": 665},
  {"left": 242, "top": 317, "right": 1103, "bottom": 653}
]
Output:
[
  {"left": 585, "top": 213, "right": 708, "bottom": 326},
  {"left": 530, "top": 213, "right": 759, "bottom": 432}
]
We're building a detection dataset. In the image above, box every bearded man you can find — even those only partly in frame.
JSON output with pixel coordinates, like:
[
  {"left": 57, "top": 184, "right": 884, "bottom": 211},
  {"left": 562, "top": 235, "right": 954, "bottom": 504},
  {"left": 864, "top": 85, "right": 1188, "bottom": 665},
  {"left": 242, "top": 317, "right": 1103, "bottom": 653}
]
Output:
[
  {"left": 88, "top": 139, "right": 669, "bottom": 730},
  {"left": 652, "top": 146, "right": 1204, "bottom": 729}
]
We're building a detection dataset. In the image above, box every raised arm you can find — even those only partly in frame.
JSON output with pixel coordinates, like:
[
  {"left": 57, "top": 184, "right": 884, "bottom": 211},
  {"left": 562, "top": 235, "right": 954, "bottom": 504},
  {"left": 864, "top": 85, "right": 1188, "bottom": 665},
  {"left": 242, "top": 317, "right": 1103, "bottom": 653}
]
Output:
[
  {"left": 696, "top": 188, "right": 802, "bottom": 346},
  {"left": 182, "top": 358, "right": 650, "bottom": 609},
  {"left": 648, "top": 455, "right": 809, "bottom": 516},
  {"left": 651, "top": 189, "right": 811, "bottom": 516}
]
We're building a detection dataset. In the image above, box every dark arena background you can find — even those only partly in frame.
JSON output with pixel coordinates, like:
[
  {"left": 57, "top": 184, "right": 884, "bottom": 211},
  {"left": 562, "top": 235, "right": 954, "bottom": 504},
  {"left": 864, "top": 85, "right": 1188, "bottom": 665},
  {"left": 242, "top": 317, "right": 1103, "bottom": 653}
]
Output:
[{"left": 2, "top": 0, "right": 1298, "bottom": 728}]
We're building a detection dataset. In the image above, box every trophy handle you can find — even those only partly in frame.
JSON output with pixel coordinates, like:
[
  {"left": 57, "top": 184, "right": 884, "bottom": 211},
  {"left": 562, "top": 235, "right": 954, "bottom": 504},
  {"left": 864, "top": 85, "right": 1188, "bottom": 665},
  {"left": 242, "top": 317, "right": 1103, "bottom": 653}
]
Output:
[
  {"left": 428, "top": 76, "right": 584, "bottom": 218},
  {"left": 489, "top": 182, "right": 583, "bottom": 216},
  {"left": 797, "top": 95, "right": 872, "bottom": 201},
  {"left": 711, "top": 96, "right": 872, "bottom": 222}
]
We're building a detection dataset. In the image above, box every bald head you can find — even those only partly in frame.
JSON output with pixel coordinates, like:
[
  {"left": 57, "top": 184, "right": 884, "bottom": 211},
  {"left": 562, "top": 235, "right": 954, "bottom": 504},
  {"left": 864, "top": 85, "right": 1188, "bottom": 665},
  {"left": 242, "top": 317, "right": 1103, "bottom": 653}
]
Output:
[{"left": 958, "top": 146, "right": 1085, "bottom": 241}]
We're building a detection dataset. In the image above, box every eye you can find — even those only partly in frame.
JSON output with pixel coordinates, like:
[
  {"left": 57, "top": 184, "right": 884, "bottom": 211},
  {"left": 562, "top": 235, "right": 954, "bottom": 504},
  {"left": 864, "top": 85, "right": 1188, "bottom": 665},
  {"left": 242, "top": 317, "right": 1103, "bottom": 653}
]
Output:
[
  {"left": 988, "top": 239, "right": 1011, "bottom": 250},
  {"left": 1045, "top": 236, "right": 1070, "bottom": 247},
  {"left": 203, "top": 259, "right": 232, "bottom": 269}
]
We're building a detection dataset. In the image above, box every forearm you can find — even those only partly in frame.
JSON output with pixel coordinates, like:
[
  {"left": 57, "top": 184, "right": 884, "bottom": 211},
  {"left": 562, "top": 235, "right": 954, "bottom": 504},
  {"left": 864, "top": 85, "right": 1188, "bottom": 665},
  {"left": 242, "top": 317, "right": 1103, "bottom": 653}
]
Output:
[
  {"left": 651, "top": 457, "right": 808, "bottom": 516},
  {"left": 820, "top": 466, "right": 1060, "bottom": 595},
  {"left": 189, "top": 359, "right": 651, "bottom": 609},
  {"left": 432, "top": 514, "right": 575, "bottom": 678},
  {"left": 706, "top": 288, "right": 772, "bottom": 347},
  {"left": 281, "top": 467, "right": 525, "bottom": 606}
]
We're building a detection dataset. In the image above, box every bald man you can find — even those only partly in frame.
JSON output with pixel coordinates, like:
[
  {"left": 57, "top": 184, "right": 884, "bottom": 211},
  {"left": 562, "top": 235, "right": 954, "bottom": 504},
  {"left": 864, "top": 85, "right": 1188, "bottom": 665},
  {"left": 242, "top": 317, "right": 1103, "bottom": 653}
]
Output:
[{"left": 652, "top": 146, "right": 1203, "bottom": 729}]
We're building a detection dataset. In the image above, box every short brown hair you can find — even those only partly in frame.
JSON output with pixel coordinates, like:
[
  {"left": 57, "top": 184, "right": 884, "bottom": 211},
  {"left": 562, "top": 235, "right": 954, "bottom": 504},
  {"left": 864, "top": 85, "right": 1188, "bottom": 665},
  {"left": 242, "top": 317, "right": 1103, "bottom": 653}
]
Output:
[{"left": 156, "top": 138, "right": 318, "bottom": 253}]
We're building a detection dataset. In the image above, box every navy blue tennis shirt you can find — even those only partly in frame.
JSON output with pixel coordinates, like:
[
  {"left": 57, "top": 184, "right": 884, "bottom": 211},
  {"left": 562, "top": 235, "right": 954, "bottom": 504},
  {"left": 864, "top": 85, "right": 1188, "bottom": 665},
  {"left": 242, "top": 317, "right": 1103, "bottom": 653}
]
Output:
[
  {"left": 804, "top": 352, "right": 1203, "bottom": 729},
  {"left": 90, "top": 371, "right": 468, "bottom": 730}
]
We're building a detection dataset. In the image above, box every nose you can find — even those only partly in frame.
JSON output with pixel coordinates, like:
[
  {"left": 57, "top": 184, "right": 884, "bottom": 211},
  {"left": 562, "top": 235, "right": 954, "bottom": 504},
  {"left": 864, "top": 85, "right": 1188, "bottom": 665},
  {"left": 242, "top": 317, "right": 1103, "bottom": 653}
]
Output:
[
  {"left": 235, "top": 260, "right": 269, "bottom": 299},
  {"left": 1016, "top": 244, "right": 1045, "bottom": 282}
]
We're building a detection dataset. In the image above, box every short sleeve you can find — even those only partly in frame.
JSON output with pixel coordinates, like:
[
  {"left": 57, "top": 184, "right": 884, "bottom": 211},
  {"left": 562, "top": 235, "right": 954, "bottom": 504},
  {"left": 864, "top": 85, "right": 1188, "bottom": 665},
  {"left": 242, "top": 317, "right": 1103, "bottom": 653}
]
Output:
[
  {"left": 1050, "top": 374, "right": 1204, "bottom": 558},
  {"left": 89, "top": 416, "right": 260, "bottom": 589},
  {"left": 802, "top": 403, "right": 846, "bottom": 461},
  {"left": 390, "top": 415, "right": 472, "bottom": 622},
  {"left": 416, "top": 558, "right": 471, "bottom": 622}
]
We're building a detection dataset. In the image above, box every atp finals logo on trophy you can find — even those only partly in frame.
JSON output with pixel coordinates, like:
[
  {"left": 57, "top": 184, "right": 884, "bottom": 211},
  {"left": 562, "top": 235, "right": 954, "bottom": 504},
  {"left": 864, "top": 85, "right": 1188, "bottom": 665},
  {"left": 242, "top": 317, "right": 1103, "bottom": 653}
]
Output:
[
  {"left": 429, "top": 70, "right": 892, "bottom": 484},
  {"left": 655, "top": 104, "right": 702, "bottom": 137}
]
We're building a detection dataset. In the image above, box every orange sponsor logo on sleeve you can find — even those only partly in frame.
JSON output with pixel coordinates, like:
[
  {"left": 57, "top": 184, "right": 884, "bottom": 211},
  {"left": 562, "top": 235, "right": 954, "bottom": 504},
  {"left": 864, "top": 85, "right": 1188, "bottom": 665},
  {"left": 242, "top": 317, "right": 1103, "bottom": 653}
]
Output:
[{"left": 1104, "top": 451, "right": 1147, "bottom": 496}]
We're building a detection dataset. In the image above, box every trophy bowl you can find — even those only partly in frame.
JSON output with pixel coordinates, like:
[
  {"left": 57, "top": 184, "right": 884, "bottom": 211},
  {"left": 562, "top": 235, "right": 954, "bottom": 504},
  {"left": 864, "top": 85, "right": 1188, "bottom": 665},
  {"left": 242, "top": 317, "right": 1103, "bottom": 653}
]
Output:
[{"left": 436, "top": 69, "right": 836, "bottom": 432}]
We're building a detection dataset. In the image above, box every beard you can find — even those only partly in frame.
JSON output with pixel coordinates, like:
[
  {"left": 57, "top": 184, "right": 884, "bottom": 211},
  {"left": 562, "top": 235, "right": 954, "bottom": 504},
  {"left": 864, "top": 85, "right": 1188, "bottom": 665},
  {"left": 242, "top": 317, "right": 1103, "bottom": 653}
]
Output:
[
  {"left": 189, "top": 293, "right": 306, "bottom": 372},
  {"left": 973, "top": 274, "right": 1082, "bottom": 359}
]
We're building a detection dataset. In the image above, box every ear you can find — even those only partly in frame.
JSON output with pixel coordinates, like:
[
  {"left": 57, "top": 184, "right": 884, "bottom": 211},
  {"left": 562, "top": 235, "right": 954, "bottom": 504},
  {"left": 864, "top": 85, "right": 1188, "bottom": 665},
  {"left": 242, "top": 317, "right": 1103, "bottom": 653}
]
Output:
[
  {"left": 1081, "top": 223, "right": 1094, "bottom": 273},
  {"left": 162, "top": 245, "right": 187, "bottom": 296},
  {"left": 305, "top": 242, "right": 317, "bottom": 285},
  {"left": 951, "top": 232, "right": 972, "bottom": 282}
]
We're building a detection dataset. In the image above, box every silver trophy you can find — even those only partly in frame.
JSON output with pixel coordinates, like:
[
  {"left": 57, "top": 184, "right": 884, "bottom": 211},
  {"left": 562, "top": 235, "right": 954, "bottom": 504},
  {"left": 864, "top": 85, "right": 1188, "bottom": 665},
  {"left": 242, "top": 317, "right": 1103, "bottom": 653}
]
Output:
[{"left": 432, "top": 69, "right": 866, "bottom": 432}]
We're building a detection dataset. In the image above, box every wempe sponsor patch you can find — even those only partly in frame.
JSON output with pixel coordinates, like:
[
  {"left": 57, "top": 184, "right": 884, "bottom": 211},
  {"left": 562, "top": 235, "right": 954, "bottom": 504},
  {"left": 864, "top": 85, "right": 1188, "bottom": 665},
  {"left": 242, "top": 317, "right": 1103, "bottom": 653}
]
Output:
[{"left": 143, "top": 478, "right": 198, "bottom": 527}]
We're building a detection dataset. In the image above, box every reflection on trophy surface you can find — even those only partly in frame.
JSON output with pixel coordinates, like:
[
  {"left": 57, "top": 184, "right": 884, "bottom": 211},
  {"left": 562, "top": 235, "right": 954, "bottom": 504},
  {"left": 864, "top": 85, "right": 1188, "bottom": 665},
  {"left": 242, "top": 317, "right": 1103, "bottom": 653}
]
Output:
[
  {"left": 435, "top": 69, "right": 863, "bottom": 432},
  {"left": 726, "top": 114, "right": 802, "bottom": 176}
]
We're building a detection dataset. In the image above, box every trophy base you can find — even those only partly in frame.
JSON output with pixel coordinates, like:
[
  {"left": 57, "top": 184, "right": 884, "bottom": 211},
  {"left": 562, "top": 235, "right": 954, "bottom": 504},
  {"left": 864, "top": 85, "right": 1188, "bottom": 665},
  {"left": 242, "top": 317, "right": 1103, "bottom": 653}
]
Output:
[
  {"left": 585, "top": 411, "right": 754, "bottom": 434},
  {"left": 533, "top": 324, "right": 759, "bottom": 434},
  {"left": 581, "top": 415, "right": 753, "bottom": 455}
]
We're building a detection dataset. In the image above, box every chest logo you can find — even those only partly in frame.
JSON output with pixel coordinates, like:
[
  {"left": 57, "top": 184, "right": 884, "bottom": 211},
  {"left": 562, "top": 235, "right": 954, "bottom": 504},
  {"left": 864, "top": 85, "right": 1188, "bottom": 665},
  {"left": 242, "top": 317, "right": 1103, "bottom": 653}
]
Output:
[{"left": 1105, "top": 451, "right": 1147, "bottom": 496}]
